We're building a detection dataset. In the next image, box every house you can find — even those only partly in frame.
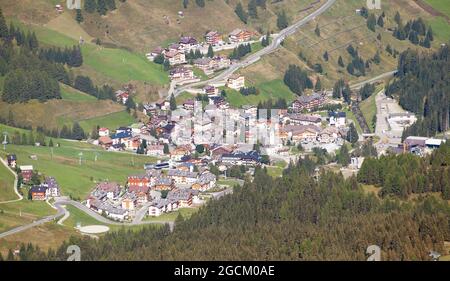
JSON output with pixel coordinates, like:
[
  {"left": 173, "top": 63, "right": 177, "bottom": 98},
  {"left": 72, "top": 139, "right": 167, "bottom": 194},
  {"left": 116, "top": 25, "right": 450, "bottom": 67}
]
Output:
[
  {"left": 229, "top": 29, "right": 252, "bottom": 43},
  {"left": 146, "top": 47, "right": 164, "bottom": 61},
  {"left": 204, "top": 85, "right": 219, "bottom": 96},
  {"left": 98, "top": 136, "right": 113, "bottom": 148},
  {"left": 143, "top": 103, "right": 158, "bottom": 116},
  {"left": 168, "top": 169, "right": 198, "bottom": 185},
  {"left": 192, "top": 171, "right": 216, "bottom": 191},
  {"left": 20, "top": 165, "right": 33, "bottom": 183},
  {"left": 170, "top": 145, "right": 192, "bottom": 161},
  {"left": 29, "top": 185, "right": 47, "bottom": 201},
  {"left": 167, "top": 188, "right": 199, "bottom": 207},
  {"left": 95, "top": 182, "right": 121, "bottom": 200},
  {"left": 183, "top": 99, "right": 195, "bottom": 110},
  {"left": 169, "top": 66, "right": 194, "bottom": 81},
  {"left": 148, "top": 199, "right": 178, "bottom": 216},
  {"left": 146, "top": 145, "right": 165, "bottom": 156},
  {"left": 128, "top": 175, "right": 151, "bottom": 188},
  {"left": 227, "top": 74, "right": 245, "bottom": 90},
  {"left": 115, "top": 90, "right": 129, "bottom": 104},
  {"left": 111, "top": 131, "right": 132, "bottom": 146},
  {"left": 291, "top": 92, "right": 326, "bottom": 112},
  {"left": 6, "top": 154, "right": 17, "bottom": 168},
  {"left": 404, "top": 136, "right": 428, "bottom": 149},
  {"left": 153, "top": 177, "right": 174, "bottom": 190},
  {"left": 193, "top": 57, "right": 215, "bottom": 75},
  {"left": 213, "top": 56, "right": 231, "bottom": 70},
  {"left": 98, "top": 127, "right": 110, "bottom": 137},
  {"left": 318, "top": 127, "right": 340, "bottom": 143},
  {"left": 221, "top": 151, "right": 261, "bottom": 166},
  {"left": 328, "top": 112, "right": 346, "bottom": 127},
  {"left": 280, "top": 125, "right": 321, "bottom": 143},
  {"left": 179, "top": 36, "right": 198, "bottom": 50},
  {"left": 164, "top": 50, "right": 186, "bottom": 65},
  {"left": 121, "top": 193, "right": 137, "bottom": 211},
  {"left": 205, "top": 31, "right": 222, "bottom": 46},
  {"left": 210, "top": 146, "right": 233, "bottom": 160},
  {"left": 42, "top": 177, "right": 60, "bottom": 197}
]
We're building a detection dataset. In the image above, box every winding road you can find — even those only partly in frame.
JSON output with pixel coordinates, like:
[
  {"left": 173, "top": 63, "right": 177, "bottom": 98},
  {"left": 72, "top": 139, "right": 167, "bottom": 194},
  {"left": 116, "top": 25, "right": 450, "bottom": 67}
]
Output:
[
  {"left": 0, "top": 157, "right": 22, "bottom": 204},
  {"left": 172, "top": 0, "right": 337, "bottom": 96}
]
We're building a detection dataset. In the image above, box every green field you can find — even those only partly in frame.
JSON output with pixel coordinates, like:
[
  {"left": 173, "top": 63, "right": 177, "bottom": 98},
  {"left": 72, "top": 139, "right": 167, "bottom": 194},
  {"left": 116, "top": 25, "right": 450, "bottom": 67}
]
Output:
[
  {"left": 343, "top": 108, "right": 363, "bottom": 134},
  {"left": 0, "top": 200, "right": 57, "bottom": 232},
  {"left": 427, "top": 17, "right": 450, "bottom": 43},
  {"left": 74, "top": 111, "right": 135, "bottom": 133},
  {"left": 14, "top": 21, "right": 169, "bottom": 86},
  {"left": 0, "top": 162, "right": 16, "bottom": 202},
  {"left": 144, "top": 208, "right": 199, "bottom": 222},
  {"left": 224, "top": 79, "right": 295, "bottom": 107},
  {"left": 60, "top": 84, "right": 97, "bottom": 102},
  {"left": 359, "top": 93, "right": 377, "bottom": 133},
  {"left": 424, "top": 0, "right": 450, "bottom": 17},
  {"left": 0, "top": 140, "right": 158, "bottom": 199}
]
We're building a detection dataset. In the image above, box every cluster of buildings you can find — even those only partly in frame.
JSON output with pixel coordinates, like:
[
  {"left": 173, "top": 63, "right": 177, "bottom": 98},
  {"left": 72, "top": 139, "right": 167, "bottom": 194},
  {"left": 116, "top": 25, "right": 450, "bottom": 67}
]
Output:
[
  {"left": 85, "top": 163, "right": 218, "bottom": 220},
  {"left": 29, "top": 177, "right": 61, "bottom": 201},
  {"left": 146, "top": 29, "right": 254, "bottom": 86},
  {"left": 396, "top": 136, "right": 447, "bottom": 156}
]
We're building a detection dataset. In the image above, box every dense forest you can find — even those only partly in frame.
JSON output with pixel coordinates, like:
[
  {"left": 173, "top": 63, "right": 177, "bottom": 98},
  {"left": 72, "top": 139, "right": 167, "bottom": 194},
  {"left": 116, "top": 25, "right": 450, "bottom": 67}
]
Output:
[
  {"left": 358, "top": 142, "right": 450, "bottom": 199},
  {"left": 4, "top": 149, "right": 450, "bottom": 261},
  {"left": 385, "top": 46, "right": 449, "bottom": 139}
]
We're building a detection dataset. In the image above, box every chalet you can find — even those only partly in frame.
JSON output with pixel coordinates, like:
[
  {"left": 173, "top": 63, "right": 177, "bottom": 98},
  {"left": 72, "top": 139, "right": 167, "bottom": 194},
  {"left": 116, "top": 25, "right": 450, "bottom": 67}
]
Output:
[
  {"left": 115, "top": 90, "right": 129, "bottom": 104},
  {"left": 192, "top": 171, "right": 216, "bottom": 191},
  {"left": 146, "top": 47, "right": 164, "bottom": 61},
  {"left": 318, "top": 127, "right": 340, "bottom": 143},
  {"left": 280, "top": 125, "right": 321, "bottom": 143},
  {"left": 229, "top": 29, "right": 252, "bottom": 43},
  {"left": 404, "top": 136, "right": 428, "bottom": 148},
  {"left": 148, "top": 199, "right": 178, "bottom": 216},
  {"left": 291, "top": 92, "right": 326, "bottom": 112},
  {"left": 30, "top": 185, "right": 47, "bottom": 201},
  {"left": 205, "top": 31, "right": 222, "bottom": 46},
  {"left": 168, "top": 169, "right": 198, "bottom": 185},
  {"left": 227, "top": 74, "right": 245, "bottom": 90},
  {"left": 142, "top": 103, "right": 158, "bottom": 116},
  {"left": 209, "top": 96, "right": 229, "bottom": 109},
  {"left": 98, "top": 127, "right": 110, "bottom": 137},
  {"left": 146, "top": 145, "right": 165, "bottom": 156},
  {"left": 20, "top": 165, "right": 33, "bottom": 183},
  {"left": 168, "top": 43, "right": 182, "bottom": 53},
  {"left": 164, "top": 50, "right": 186, "bottom": 65},
  {"left": 210, "top": 146, "right": 233, "bottom": 160},
  {"left": 179, "top": 36, "right": 198, "bottom": 50},
  {"left": 128, "top": 175, "right": 151, "bottom": 188},
  {"left": 111, "top": 131, "right": 132, "bottom": 146},
  {"left": 6, "top": 154, "right": 17, "bottom": 168},
  {"left": 42, "top": 177, "right": 60, "bottom": 197},
  {"left": 328, "top": 112, "right": 346, "bottom": 127},
  {"left": 153, "top": 177, "right": 174, "bottom": 191},
  {"left": 155, "top": 100, "right": 171, "bottom": 112},
  {"left": 167, "top": 188, "right": 199, "bottom": 207},
  {"left": 204, "top": 85, "right": 219, "bottom": 96},
  {"left": 170, "top": 145, "right": 192, "bottom": 161},
  {"left": 221, "top": 150, "right": 261, "bottom": 166},
  {"left": 213, "top": 56, "right": 231, "bottom": 70},
  {"left": 121, "top": 193, "right": 137, "bottom": 211},
  {"left": 95, "top": 182, "right": 121, "bottom": 200},
  {"left": 193, "top": 57, "right": 215, "bottom": 75},
  {"left": 169, "top": 66, "right": 194, "bottom": 81},
  {"left": 183, "top": 99, "right": 195, "bottom": 110},
  {"left": 98, "top": 136, "right": 113, "bottom": 148}
]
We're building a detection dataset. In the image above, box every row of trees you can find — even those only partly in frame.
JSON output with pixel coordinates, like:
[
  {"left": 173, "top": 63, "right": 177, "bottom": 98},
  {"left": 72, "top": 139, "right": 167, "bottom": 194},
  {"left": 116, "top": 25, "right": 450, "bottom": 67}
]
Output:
[
  {"left": 358, "top": 142, "right": 450, "bottom": 199},
  {"left": 392, "top": 14, "right": 433, "bottom": 48},
  {"left": 9, "top": 155, "right": 450, "bottom": 260},
  {"left": 332, "top": 79, "right": 351, "bottom": 104},
  {"left": 346, "top": 44, "right": 366, "bottom": 77},
  {"left": 229, "top": 43, "right": 252, "bottom": 60},
  {"left": 38, "top": 46, "right": 83, "bottom": 67},
  {"left": 73, "top": 75, "right": 117, "bottom": 101},
  {"left": 283, "top": 64, "right": 313, "bottom": 95},
  {"left": 84, "top": 0, "right": 117, "bottom": 16}
]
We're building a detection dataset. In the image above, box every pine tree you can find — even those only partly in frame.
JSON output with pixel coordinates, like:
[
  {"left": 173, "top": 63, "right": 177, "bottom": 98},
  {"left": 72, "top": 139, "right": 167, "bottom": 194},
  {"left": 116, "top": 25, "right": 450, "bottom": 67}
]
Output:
[
  {"left": 183, "top": 0, "right": 189, "bottom": 9},
  {"left": 163, "top": 143, "right": 170, "bottom": 154},
  {"left": 170, "top": 94, "right": 177, "bottom": 110},
  {"left": 315, "top": 24, "right": 320, "bottom": 37},
  {"left": 314, "top": 77, "right": 322, "bottom": 91},
  {"left": 106, "top": 0, "right": 116, "bottom": 10},
  {"left": 377, "top": 15, "right": 384, "bottom": 27},
  {"left": 49, "top": 139, "right": 54, "bottom": 147},
  {"left": 235, "top": 3, "right": 248, "bottom": 24},
  {"left": 72, "top": 122, "right": 85, "bottom": 140},
  {"left": 373, "top": 50, "right": 381, "bottom": 64},
  {"left": 323, "top": 51, "right": 328, "bottom": 61},
  {"left": 84, "top": 0, "right": 97, "bottom": 13},
  {"left": 195, "top": 0, "right": 205, "bottom": 8},
  {"left": 277, "top": 11, "right": 288, "bottom": 30},
  {"left": 163, "top": 59, "right": 170, "bottom": 71},
  {"left": 248, "top": 0, "right": 258, "bottom": 19},
  {"left": 207, "top": 44, "right": 214, "bottom": 58},
  {"left": 75, "top": 9, "right": 84, "bottom": 23},
  {"left": 394, "top": 11, "right": 401, "bottom": 25},
  {"left": 346, "top": 123, "right": 358, "bottom": 144},
  {"left": 0, "top": 8, "right": 9, "bottom": 39},
  {"left": 338, "top": 56, "right": 344, "bottom": 67},
  {"left": 97, "top": 0, "right": 108, "bottom": 15},
  {"left": 367, "top": 14, "right": 376, "bottom": 32},
  {"left": 28, "top": 32, "right": 39, "bottom": 50}
]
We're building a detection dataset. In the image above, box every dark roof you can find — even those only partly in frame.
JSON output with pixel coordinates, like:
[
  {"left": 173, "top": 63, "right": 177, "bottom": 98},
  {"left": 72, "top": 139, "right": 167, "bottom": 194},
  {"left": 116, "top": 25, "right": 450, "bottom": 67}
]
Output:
[
  {"left": 30, "top": 185, "right": 47, "bottom": 193},
  {"left": 7, "top": 154, "right": 17, "bottom": 161}
]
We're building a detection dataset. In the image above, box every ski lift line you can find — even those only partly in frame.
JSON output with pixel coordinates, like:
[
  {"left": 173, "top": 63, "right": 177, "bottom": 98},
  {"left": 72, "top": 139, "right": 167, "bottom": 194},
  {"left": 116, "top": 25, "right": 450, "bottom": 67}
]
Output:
[
  {"left": 306, "top": 24, "right": 366, "bottom": 48},
  {"left": 327, "top": 34, "right": 377, "bottom": 53}
]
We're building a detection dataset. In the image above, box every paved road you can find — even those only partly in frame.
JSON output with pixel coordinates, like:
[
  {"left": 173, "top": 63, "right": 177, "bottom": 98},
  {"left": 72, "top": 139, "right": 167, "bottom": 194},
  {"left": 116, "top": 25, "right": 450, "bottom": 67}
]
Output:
[
  {"left": 0, "top": 157, "right": 23, "bottom": 204},
  {"left": 172, "top": 0, "right": 337, "bottom": 96},
  {"left": 0, "top": 198, "right": 174, "bottom": 239},
  {"left": 350, "top": 70, "right": 397, "bottom": 90}
]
